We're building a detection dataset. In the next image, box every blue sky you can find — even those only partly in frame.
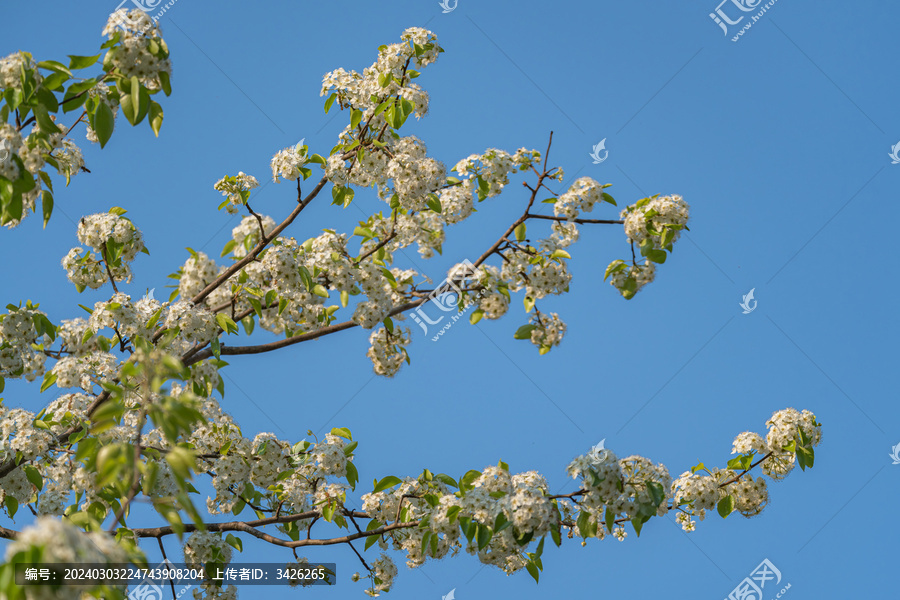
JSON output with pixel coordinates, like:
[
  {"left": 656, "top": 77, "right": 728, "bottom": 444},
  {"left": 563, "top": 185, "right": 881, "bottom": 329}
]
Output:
[{"left": 2, "top": 0, "right": 898, "bottom": 598}]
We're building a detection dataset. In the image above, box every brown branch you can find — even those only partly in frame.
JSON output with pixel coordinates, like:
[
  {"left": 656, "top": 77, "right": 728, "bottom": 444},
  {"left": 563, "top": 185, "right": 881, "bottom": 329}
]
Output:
[
  {"left": 526, "top": 214, "right": 624, "bottom": 225},
  {"left": 108, "top": 409, "right": 148, "bottom": 533},
  {"left": 183, "top": 298, "right": 429, "bottom": 366},
  {"left": 183, "top": 175, "right": 329, "bottom": 311},
  {"left": 131, "top": 509, "right": 417, "bottom": 548},
  {"left": 355, "top": 231, "right": 397, "bottom": 265}
]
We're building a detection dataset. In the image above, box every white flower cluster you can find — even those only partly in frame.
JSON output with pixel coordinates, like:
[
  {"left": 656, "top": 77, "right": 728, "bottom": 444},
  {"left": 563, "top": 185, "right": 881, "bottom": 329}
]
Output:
[
  {"left": 0, "top": 305, "right": 48, "bottom": 379},
  {"left": 213, "top": 172, "right": 259, "bottom": 214},
  {"left": 453, "top": 148, "right": 539, "bottom": 199},
  {"left": 608, "top": 259, "right": 656, "bottom": 298},
  {"left": 84, "top": 83, "right": 120, "bottom": 144},
  {"left": 0, "top": 51, "right": 41, "bottom": 91},
  {"left": 762, "top": 407, "right": 821, "bottom": 480},
  {"left": 53, "top": 139, "right": 85, "bottom": 180},
  {"left": 231, "top": 215, "right": 276, "bottom": 258},
  {"left": 183, "top": 531, "right": 233, "bottom": 567},
  {"left": 501, "top": 249, "right": 571, "bottom": 300},
  {"left": 50, "top": 351, "right": 117, "bottom": 392},
  {"left": 271, "top": 142, "right": 309, "bottom": 182},
  {"left": 63, "top": 211, "right": 145, "bottom": 289},
  {"left": 669, "top": 408, "right": 821, "bottom": 531},
  {"left": 311, "top": 433, "right": 349, "bottom": 477},
  {"left": 622, "top": 194, "right": 689, "bottom": 247},
  {"left": 178, "top": 251, "right": 221, "bottom": 299},
  {"left": 382, "top": 136, "right": 445, "bottom": 212},
  {"left": 0, "top": 403, "right": 53, "bottom": 472},
  {"left": 360, "top": 463, "right": 556, "bottom": 576},
  {"left": 102, "top": 9, "right": 172, "bottom": 91},
  {"left": 4, "top": 517, "right": 127, "bottom": 574},
  {"left": 368, "top": 553, "right": 398, "bottom": 595},
  {"left": 0, "top": 123, "right": 23, "bottom": 181},
  {"left": 529, "top": 313, "right": 566, "bottom": 352},
  {"left": 366, "top": 326, "right": 411, "bottom": 377},
  {"left": 320, "top": 27, "right": 441, "bottom": 117},
  {"left": 553, "top": 177, "right": 609, "bottom": 220},
  {"left": 164, "top": 300, "right": 219, "bottom": 346},
  {"left": 1, "top": 113, "right": 67, "bottom": 227}
]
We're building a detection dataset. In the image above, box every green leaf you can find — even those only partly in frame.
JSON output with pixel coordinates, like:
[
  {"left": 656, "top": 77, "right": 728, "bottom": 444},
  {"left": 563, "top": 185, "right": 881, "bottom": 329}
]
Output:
[
  {"left": 324, "top": 92, "right": 337, "bottom": 113},
  {"left": 601, "top": 192, "right": 616, "bottom": 206},
  {"left": 364, "top": 531, "right": 380, "bottom": 550},
  {"left": 469, "top": 309, "right": 484, "bottom": 325},
  {"left": 525, "top": 561, "right": 539, "bottom": 584},
  {"left": 717, "top": 495, "right": 735, "bottom": 518},
  {"left": 425, "top": 193, "right": 442, "bottom": 214},
  {"left": 23, "top": 465, "right": 43, "bottom": 491},
  {"left": 40, "top": 371, "right": 57, "bottom": 393},
  {"left": 476, "top": 524, "right": 492, "bottom": 550},
  {"left": 68, "top": 54, "right": 101, "bottom": 70},
  {"left": 513, "top": 324, "right": 536, "bottom": 340},
  {"left": 148, "top": 101, "right": 163, "bottom": 137},
  {"left": 350, "top": 108, "right": 363, "bottom": 130},
  {"left": 330, "top": 427, "right": 352, "bottom": 440},
  {"left": 372, "top": 475, "right": 402, "bottom": 494},
  {"left": 605, "top": 507, "right": 615, "bottom": 533},
  {"left": 514, "top": 222, "right": 527, "bottom": 242},
  {"left": 166, "top": 447, "right": 196, "bottom": 481},
  {"left": 225, "top": 533, "right": 243, "bottom": 553},
  {"left": 37, "top": 60, "right": 72, "bottom": 77},
  {"left": 523, "top": 296, "right": 535, "bottom": 313},
  {"left": 550, "top": 249, "right": 571, "bottom": 260},
  {"left": 345, "top": 461, "right": 358, "bottom": 490},
  {"left": 4, "top": 496, "right": 18, "bottom": 518},
  {"left": 632, "top": 516, "right": 645, "bottom": 537},
  {"left": 92, "top": 101, "right": 115, "bottom": 148},
  {"left": 32, "top": 104, "right": 60, "bottom": 134}
]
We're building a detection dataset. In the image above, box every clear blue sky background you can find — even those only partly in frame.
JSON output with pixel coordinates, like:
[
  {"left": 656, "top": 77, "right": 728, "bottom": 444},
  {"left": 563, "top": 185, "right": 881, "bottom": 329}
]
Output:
[{"left": 2, "top": 0, "right": 898, "bottom": 598}]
